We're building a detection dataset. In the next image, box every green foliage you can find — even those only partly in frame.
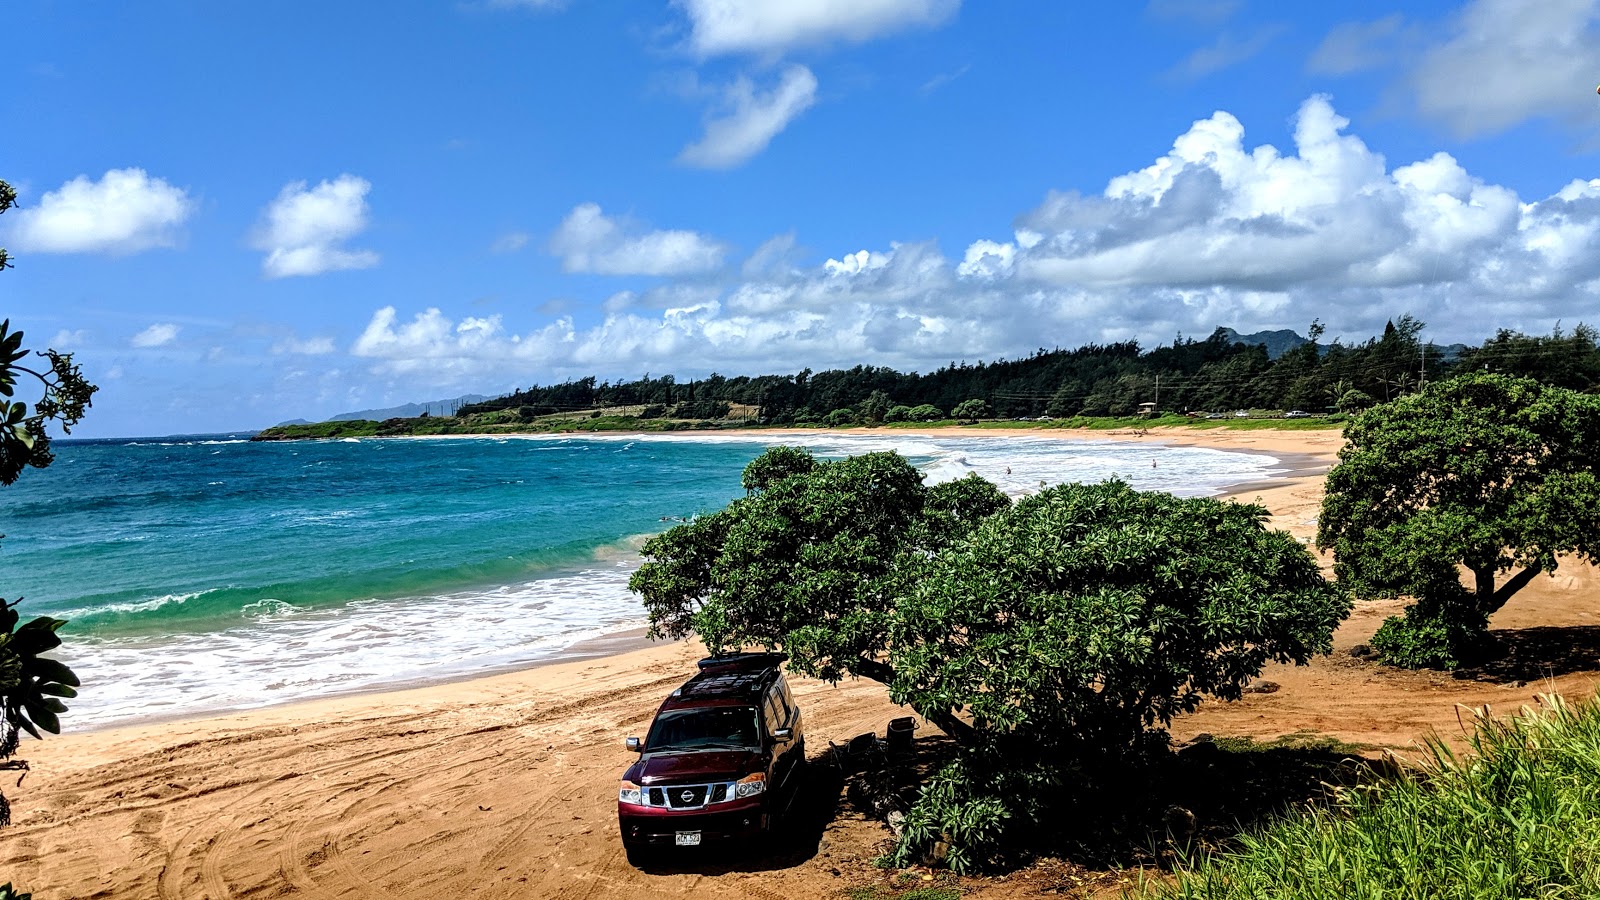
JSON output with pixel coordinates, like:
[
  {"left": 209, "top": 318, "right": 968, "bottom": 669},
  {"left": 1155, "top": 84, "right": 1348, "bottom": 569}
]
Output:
[
  {"left": 895, "top": 481, "right": 1349, "bottom": 749},
  {"left": 1319, "top": 373, "right": 1600, "bottom": 666},
  {"left": 634, "top": 453, "right": 1346, "bottom": 872},
  {"left": 950, "top": 398, "right": 991, "bottom": 420},
  {"left": 0, "top": 602, "right": 78, "bottom": 742},
  {"left": 1149, "top": 692, "right": 1600, "bottom": 900},
  {"left": 0, "top": 320, "right": 97, "bottom": 486},
  {"left": 738, "top": 444, "right": 815, "bottom": 492},
  {"left": 1335, "top": 388, "right": 1373, "bottom": 413},
  {"left": 631, "top": 450, "right": 1009, "bottom": 683},
  {"left": 253, "top": 420, "right": 382, "bottom": 440},
  {"left": 0, "top": 884, "right": 32, "bottom": 900},
  {"left": 0, "top": 178, "right": 89, "bottom": 844},
  {"left": 1367, "top": 600, "right": 1489, "bottom": 670}
]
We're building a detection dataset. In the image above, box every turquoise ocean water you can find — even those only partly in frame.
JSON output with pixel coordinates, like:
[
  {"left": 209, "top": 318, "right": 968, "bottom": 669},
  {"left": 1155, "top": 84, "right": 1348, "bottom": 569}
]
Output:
[{"left": 1, "top": 432, "right": 1285, "bottom": 729}]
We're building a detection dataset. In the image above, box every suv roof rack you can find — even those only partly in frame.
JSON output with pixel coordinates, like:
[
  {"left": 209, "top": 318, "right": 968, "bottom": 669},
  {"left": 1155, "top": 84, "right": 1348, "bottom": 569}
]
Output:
[{"left": 696, "top": 652, "right": 788, "bottom": 672}]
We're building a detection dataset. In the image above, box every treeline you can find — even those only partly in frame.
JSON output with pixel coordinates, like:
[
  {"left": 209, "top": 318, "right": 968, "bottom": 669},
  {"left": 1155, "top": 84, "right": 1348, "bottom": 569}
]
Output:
[{"left": 457, "top": 318, "right": 1600, "bottom": 423}]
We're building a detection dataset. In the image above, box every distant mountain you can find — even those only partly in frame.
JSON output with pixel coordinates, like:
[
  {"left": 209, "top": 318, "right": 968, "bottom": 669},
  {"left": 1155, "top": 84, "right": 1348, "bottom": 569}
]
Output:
[
  {"left": 273, "top": 418, "right": 312, "bottom": 427},
  {"left": 1220, "top": 327, "right": 1472, "bottom": 362},
  {"left": 329, "top": 394, "right": 490, "bottom": 422},
  {"left": 1219, "top": 328, "right": 1309, "bottom": 359}
]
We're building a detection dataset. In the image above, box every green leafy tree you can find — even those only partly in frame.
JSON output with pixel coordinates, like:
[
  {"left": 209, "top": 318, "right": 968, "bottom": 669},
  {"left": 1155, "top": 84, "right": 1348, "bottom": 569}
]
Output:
[
  {"left": 888, "top": 480, "right": 1347, "bottom": 867},
  {"left": 0, "top": 179, "right": 94, "bottom": 828},
  {"left": 633, "top": 451, "right": 1347, "bottom": 870},
  {"left": 951, "top": 398, "right": 992, "bottom": 420},
  {"left": 632, "top": 449, "right": 1010, "bottom": 739},
  {"left": 859, "top": 389, "right": 893, "bottom": 425},
  {"left": 1319, "top": 373, "right": 1600, "bottom": 667}
]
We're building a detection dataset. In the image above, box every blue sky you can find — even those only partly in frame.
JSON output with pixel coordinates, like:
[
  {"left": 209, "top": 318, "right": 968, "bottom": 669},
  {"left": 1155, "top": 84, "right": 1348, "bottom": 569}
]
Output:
[{"left": 5, "top": 0, "right": 1600, "bottom": 437}]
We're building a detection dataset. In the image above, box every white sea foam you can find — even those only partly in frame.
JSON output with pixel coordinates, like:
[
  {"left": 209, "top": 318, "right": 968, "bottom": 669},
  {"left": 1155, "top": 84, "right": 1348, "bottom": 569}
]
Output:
[
  {"left": 53, "top": 432, "right": 1286, "bottom": 730},
  {"left": 60, "top": 561, "right": 648, "bottom": 729}
]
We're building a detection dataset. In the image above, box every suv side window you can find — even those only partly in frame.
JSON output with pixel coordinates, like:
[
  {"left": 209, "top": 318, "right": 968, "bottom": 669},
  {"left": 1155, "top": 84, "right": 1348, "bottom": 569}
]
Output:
[
  {"left": 763, "top": 687, "right": 785, "bottom": 734},
  {"left": 776, "top": 675, "right": 795, "bottom": 713}
]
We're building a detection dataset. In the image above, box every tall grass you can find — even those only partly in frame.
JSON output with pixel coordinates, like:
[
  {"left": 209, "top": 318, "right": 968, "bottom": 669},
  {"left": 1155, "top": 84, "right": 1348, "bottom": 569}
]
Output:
[{"left": 1149, "top": 693, "right": 1600, "bottom": 899}]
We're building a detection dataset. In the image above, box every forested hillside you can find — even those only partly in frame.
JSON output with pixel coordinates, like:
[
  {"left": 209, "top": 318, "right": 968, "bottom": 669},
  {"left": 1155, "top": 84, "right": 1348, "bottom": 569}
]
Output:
[{"left": 453, "top": 319, "right": 1599, "bottom": 424}]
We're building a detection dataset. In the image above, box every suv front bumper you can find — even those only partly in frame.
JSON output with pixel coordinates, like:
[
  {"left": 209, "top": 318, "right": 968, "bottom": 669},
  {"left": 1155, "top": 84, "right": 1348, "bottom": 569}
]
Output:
[{"left": 618, "top": 795, "right": 768, "bottom": 846}]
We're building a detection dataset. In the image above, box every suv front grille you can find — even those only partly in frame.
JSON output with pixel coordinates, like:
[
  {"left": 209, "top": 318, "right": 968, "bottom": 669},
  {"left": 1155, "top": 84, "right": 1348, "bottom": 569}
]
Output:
[
  {"left": 636, "top": 781, "right": 739, "bottom": 810},
  {"left": 668, "top": 785, "right": 708, "bottom": 808}
]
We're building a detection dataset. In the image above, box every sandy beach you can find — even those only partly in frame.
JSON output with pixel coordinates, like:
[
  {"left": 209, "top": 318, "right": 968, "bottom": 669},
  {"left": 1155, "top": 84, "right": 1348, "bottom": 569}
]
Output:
[{"left": 7, "top": 425, "right": 1598, "bottom": 899}]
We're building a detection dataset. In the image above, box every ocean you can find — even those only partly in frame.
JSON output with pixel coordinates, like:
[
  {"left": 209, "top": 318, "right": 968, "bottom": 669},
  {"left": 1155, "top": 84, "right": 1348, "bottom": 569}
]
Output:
[{"left": 1, "top": 431, "right": 1286, "bottom": 729}]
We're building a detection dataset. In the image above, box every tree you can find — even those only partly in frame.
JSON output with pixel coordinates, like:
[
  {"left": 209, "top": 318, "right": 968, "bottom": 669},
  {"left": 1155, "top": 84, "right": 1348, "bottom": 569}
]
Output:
[
  {"left": 0, "top": 179, "right": 95, "bottom": 828},
  {"left": 951, "top": 398, "right": 992, "bottom": 420},
  {"left": 633, "top": 451, "right": 1347, "bottom": 870},
  {"left": 887, "top": 481, "right": 1347, "bottom": 867},
  {"left": 1319, "top": 373, "right": 1600, "bottom": 667},
  {"left": 859, "top": 389, "right": 893, "bottom": 425},
  {"left": 632, "top": 449, "right": 1010, "bottom": 739}
]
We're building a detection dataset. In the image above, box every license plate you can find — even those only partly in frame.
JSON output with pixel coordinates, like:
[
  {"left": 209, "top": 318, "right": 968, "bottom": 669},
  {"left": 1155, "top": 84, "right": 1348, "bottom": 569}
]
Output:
[{"left": 675, "top": 831, "right": 701, "bottom": 846}]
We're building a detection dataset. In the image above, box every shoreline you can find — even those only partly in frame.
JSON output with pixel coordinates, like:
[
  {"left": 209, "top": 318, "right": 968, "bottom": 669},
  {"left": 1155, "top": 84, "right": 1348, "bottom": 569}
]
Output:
[
  {"left": 32, "top": 425, "right": 1600, "bottom": 899},
  {"left": 56, "top": 426, "right": 1336, "bottom": 738}
]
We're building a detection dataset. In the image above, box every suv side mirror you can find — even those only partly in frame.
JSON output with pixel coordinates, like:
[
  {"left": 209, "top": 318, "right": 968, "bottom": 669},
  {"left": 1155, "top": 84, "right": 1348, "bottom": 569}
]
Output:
[
  {"left": 772, "top": 727, "right": 793, "bottom": 743},
  {"left": 625, "top": 736, "right": 642, "bottom": 752}
]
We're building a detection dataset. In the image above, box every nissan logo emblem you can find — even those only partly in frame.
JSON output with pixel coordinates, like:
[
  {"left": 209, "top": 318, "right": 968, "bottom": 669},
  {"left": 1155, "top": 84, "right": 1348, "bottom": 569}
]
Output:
[{"left": 680, "top": 790, "right": 695, "bottom": 804}]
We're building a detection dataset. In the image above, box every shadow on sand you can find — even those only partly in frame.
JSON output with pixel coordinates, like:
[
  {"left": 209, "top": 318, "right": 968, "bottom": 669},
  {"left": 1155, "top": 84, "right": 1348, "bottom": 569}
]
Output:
[
  {"left": 630, "top": 731, "right": 1388, "bottom": 877},
  {"left": 1453, "top": 625, "right": 1600, "bottom": 683}
]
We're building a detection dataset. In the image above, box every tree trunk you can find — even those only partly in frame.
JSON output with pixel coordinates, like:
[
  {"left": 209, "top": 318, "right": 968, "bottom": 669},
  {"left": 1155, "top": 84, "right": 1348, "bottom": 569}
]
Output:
[
  {"left": 851, "top": 656, "right": 977, "bottom": 744},
  {"left": 1474, "top": 563, "right": 1544, "bottom": 617}
]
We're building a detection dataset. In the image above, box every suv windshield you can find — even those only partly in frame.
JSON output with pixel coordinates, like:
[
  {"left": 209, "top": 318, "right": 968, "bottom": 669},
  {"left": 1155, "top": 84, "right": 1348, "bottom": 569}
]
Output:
[{"left": 646, "top": 706, "right": 760, "bottom": 752}]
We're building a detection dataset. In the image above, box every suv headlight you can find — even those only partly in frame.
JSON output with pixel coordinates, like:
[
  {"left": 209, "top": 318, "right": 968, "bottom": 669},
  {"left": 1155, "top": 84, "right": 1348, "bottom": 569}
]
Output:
[
  {"left": 618, "top": 780, "right": 643, "bottom": 805},
  {"left": 734, "top": 772, "right": 766, "bottom": 799}
]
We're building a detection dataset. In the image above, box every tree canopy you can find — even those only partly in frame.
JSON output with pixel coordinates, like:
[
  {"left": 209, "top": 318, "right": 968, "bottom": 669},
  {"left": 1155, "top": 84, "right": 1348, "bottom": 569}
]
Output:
[
  {"left": 633, "top": 449, "right": 1348, "bottom": 869},
  {"left": 1318, "top": 373, "right": 1600, "bottom": 667}
]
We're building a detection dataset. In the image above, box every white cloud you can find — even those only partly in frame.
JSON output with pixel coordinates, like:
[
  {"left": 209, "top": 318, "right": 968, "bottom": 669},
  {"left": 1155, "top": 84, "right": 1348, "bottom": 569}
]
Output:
[
  {"left": 272, "top": 335, "right": 337, "bottom": 355},
  {"left": 6, "top": 168, "right": 191, "bottom": 254},
  {"left": 1409, "top": 0, "right": 1600, "bottom": 138},
  {"left": 678, "top": 65, "right": 818, "bottom": 169},
  {"left": 131, "top": 323, "right": 180, "bottom": 348},
  {"left": 1308, "top": 15, "right": 1411, "bottom": 75},
  {"left": 345, "top": 95, "right": 1600, "bottom": 388},
  {"left": 252, "top": 175, "right": 380, "bottom": 279},
  {"left": 550, "top": 203, "right": 728, "bottom": 275},
  {"left": 49, "top": 329, "right": 88, "bottom": 349},
  {"left": 491, "top": 231, "right": 532, "bottom": 254},
  {"left": 675, "top": 0, "right": 959, "bottom": 57},
  {"left": 1170, "top": 26, "right": 1285, "bottom": 79}
]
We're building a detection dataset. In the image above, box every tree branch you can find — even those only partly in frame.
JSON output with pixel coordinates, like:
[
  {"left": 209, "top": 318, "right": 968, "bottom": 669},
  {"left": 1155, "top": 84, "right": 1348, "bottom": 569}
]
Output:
[
  {"left": 1483, "top": 564, "right": 1544, "bottom": 616},
  {"left": 849, "top": 655, "right": 977, "bottom": 744}
]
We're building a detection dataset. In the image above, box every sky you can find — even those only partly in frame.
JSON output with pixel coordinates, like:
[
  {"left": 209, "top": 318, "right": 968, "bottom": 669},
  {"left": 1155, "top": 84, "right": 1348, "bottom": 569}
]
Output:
[{"left": 6, "top": 0, "right": 1600, "bottom": 437}]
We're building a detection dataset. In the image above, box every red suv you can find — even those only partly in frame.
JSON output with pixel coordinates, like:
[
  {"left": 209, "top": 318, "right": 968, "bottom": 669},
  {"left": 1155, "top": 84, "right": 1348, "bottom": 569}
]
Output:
[{"left": 618, "top": 652, "right": 805, "bottom": 862}]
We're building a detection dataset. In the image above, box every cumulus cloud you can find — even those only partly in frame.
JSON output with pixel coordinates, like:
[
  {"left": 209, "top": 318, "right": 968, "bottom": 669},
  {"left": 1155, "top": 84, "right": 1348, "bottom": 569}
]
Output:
[
  {"left": 131, "top": 323, "right": 180, "bottom": 348},
  {"left": 252, "top": 175, "right": 380, "bottom": 279},
  {"left": 49, "top": 329, "right": 88, "bottom": 349},
  {"left": 346, "top": 95, "right": 1600, "bottom": 387},
  {"left": 1409, "top": 0, "right": 1600, "bottom": 138},
  {"left": 6, "top": 168, "right": 191, "bottom": 254},
  {"left": 674, "top": 0, "right": 959, "bottom": 57},
  {"left": 550, "top": 203, "right": 728, "bottom": 275},
  {"left": 678, "top": 65, "right": 818, "bottom": 169}
]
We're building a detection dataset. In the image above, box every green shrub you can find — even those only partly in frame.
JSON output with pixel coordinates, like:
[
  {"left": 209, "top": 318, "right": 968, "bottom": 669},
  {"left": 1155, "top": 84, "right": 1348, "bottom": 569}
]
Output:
[
  {"left": 1368, "top": 601, "right": 1489, "bottom": 670},
  {"left": 1149, "top": 692, "right": 1600, "bottom": 899}
]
